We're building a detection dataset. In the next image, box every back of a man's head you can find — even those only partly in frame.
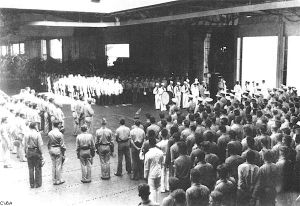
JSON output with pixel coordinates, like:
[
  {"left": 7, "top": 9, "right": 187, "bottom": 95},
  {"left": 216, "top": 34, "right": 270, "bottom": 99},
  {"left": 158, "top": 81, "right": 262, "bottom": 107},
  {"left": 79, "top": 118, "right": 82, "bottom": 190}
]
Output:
[
  {"left": 80, "top": 124, "right": 88, "bottom": 132},
  {"left": 263, "top": 150, "right": 273, "bottom": 163},
  {"left": 150, "top": 116, "right": 156, "bottom": 124},
  {"left": 169, "top": 177, "right": 180, "bottom": 192},
  {"left": 195, "top": 133, "right": 204, "bottom": 146},
  {"left": 148, "top": 130, "right": 156, "bottom": 138},
  {"left": 149, "top": 136, "right": 156, "bottom": 148},
  {"left": 138, "top": 183, "right": 150, "bottom": 201},
  {"left": 120, "top": 118, "right": 125, "bottom": 125},
  {"left": 177, "top": 141, "right": 187, "bottom": 155},
  {"left": 172, "top": 189, "right": 186, "bottom": 206},
  {"left": 196, "top": 150, "right": 206, "bottom": 162},
  {"left": 53, "top": 120, "right": 61, "bottom": 128},
  {"left": 134, "top": 120, "right": 141, "bottom": 127},
  {"left": 190, "top": 168, "right": 201, "bottom": 183},
  {"left": 246, "top": 150, "right": 256, "bottom": 164}
]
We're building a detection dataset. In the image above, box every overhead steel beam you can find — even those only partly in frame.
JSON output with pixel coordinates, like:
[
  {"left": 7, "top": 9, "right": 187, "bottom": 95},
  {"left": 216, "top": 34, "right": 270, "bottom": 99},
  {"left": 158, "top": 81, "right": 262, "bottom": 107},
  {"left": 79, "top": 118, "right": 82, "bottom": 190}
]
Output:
[
  {"left": 119, "top": 1, "right": 300, "bottom": 26},
  {"left": 27, "top": 21, "right": 120, "bottom": 27}
]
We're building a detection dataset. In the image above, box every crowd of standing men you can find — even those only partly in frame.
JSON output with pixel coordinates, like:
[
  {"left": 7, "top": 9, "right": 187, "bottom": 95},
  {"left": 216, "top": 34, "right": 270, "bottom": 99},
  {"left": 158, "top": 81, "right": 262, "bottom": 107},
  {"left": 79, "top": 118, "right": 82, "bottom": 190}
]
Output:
[
  {"left": 2, "top": 79, "right": 300, "bottom": 206},
  {"left": 135, "top": 82, "right": 300, "bottom": 206}
]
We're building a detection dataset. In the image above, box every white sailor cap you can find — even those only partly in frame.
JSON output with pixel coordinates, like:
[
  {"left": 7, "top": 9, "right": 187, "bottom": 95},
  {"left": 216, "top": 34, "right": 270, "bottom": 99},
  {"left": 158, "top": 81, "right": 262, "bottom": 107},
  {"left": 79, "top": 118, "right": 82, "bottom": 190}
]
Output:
[
  {"left": 205, "top": 97, "right": 213, "bottom": 102},
  {"left": 204, "top": 91, "right": 210, "bottom": 95},
  {"left": 197, "top": 97, "right": 203, "bottom": 101},
  {"left": 155, "top": 83, "right": 159, "bottom": 86},
  {"left": 170, "top": 81, "right": 173, "bottom": 84},
  {"left": 177, "top": 82, "right": 181, "bottom": 85}
]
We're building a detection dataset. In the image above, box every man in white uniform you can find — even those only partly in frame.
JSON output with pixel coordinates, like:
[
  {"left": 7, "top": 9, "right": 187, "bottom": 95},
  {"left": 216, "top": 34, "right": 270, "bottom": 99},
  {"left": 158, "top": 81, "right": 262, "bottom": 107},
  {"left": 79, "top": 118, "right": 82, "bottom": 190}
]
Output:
[
  {"left": 181, "top": 81, "right": 190, "bottom": 109},
  {"left": 153, "top": 83, "right": 160, "bottom": 110},
  {"left": 191, "top": 79, "right": 200, "bottom": 103},
  {"left": 158, "top": 83, "right": 166, "bottom": 111},
  {"left": 174, "top": 82, "right": 182, "bottom": 108}
]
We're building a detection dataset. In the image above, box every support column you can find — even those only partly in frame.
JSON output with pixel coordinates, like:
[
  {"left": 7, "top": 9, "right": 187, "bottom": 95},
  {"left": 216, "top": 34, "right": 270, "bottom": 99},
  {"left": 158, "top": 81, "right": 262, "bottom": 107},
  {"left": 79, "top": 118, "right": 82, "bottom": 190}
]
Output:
[{"left": 276, "top": 18, "right": 285, "bottom": 87}]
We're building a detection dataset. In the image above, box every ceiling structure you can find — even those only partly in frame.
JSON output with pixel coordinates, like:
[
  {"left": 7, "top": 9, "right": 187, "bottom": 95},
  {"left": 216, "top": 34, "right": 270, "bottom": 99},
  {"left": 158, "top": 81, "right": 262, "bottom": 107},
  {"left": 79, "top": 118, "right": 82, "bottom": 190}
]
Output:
[{"left": 1, "top": 0, "right": 300, "bottom": 42}]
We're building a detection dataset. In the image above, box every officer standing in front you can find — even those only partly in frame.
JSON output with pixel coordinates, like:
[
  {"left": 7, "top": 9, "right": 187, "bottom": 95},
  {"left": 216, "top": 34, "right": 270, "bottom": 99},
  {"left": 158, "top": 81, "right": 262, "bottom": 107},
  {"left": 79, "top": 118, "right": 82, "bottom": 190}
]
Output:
[
  {"left": 114, "top": 118, "right": 132, "bottom": 176},
  {"left": 47, "top": 120, "right": 66, "bottom": 185},
  {"left": 83, "top": 99, "right": 94, "bottom": 134},
  {"left": 76, "top": 124, "right": 96, "bottom": 183},
  {"left": 24, "top": 122, "right": 44, "bottom": 188}
]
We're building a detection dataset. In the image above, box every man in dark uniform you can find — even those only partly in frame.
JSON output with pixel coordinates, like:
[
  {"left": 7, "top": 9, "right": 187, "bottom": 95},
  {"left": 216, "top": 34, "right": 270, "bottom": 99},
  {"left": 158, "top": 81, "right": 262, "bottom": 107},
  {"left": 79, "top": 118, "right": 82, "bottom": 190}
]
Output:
[
  {"left": 115, "top": 118, "right": 132, "bottom": 176},
  {"left": 76, "top": 124, "right": 95, "bottom": 183},
  {"left": 24, "top": 122, "right": 44, "bottom": 188},
  {"left": 47, "top": 120, "right": 66, "bottom": 185}
]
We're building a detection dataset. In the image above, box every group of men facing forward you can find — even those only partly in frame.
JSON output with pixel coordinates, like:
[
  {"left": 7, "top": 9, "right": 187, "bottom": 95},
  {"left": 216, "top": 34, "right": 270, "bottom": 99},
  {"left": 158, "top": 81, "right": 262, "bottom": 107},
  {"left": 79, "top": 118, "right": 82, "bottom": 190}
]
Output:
[{"left": 136, "top": 82, "right": 300, "bottom": 206}]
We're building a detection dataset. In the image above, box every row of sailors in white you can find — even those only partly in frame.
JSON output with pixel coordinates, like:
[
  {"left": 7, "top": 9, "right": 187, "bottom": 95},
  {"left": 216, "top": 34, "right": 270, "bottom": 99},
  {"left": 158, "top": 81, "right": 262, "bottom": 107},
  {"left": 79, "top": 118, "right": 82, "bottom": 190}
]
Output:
[
  {"left": 243, "top": 80, "right": 269, "bottom": 98},
  {"left": 15, "top": 88, "right": 65, "bottom": 129},
  {"left": 52, "top": 75, "right": 123, "bottom": 98}
]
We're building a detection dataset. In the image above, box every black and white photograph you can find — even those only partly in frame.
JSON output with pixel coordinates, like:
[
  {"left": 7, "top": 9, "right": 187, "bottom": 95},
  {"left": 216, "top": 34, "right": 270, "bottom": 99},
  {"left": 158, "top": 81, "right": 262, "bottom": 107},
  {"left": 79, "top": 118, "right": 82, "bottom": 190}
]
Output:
[{"left": 1, "top": 0, "right": 300, "bottom": 205}]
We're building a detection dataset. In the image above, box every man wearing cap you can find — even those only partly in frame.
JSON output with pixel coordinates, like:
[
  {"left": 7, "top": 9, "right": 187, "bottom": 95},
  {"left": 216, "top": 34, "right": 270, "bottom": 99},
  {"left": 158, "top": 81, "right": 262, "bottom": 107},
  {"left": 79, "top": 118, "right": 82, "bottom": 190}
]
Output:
[
  {"left": 261, "top": 80, "right": 269, "bottom": 98},
  {"left": 219, "top": 91, "right": 227, "bottom": 107},
  {"left": 130, "top": 120, "right": 145, "bottom": 180},
  {"left": 1, "top": 117, "right": 12, "bottom": 168},
  {"left": 191, "top": 79, "right": 200, "bottom": 103},
  {"left": 95, "top": 118, "right": 113, "bottom": 180},
  {"left": 76, "top": 96, "right": 85, "bottom": 128},
  {"left": 159, "top": 83, "right": 167, "bottom": 111},
  {"left": 218, "top": 77, "right": 225, "bottom": 92},
  {"left": 153, "top": 83, "right": 160, "bottom": 110},
  {"left": 115, "top": 118, "right": 132, "bottom": 176},
  {"left": 174, "top": 82, "right": 182, "bottom": 108},
  {"left": 47, "top": 98, "right": 56, "bottom": 131},
  {"left": 13, "top": 112, "right": 27, "bottom": 162},
  {"left": 76, "top": 124, "right": 96, "bottom": 183},
  {"left": 71, "top": 96, "right": 80, "bottom": 136},
  {"left": 181, "top": 81, "right": 190, "bottom": 109},
  {"left": 47, "top": 120, "right": 66, "bottom": 185},
  {"left": 167, "top": 81, "right": 174, "bottom": 97},
  {"left": 24, "top": 122, "right": 44, "bottom": 188},
  {"left": 144, "top": 136, "right": 164, "bottom": 203},
  {"left": 52, "top": 102, "right": 65, "bottom": 131},
  {"left": 234, "top": 81, "right": 243, "bottom": 101},
  {"left": 83, "top": 99, "right": 94, "bottom": 134}
]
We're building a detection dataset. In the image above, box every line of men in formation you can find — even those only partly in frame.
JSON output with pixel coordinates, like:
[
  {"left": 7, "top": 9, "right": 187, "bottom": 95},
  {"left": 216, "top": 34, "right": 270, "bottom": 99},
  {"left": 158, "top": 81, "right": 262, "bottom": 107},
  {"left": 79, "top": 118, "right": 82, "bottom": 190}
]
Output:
[
  {"left": 0, "top": 87, "right": 65, "bottom": 165},
  {"left": 41, "top": 72, "right": 212, "bottom": 106},
  {"left": 0, "top": 87, "right": 94, "bottom": 186}
]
